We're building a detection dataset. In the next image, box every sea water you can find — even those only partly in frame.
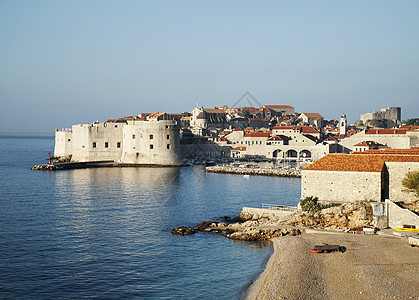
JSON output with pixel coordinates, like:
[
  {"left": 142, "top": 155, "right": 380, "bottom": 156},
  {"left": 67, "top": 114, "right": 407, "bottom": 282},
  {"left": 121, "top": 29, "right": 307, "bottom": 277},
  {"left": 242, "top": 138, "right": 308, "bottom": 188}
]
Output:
[{"left": 0, "top": 134, "right": 300, "bottom": 299}]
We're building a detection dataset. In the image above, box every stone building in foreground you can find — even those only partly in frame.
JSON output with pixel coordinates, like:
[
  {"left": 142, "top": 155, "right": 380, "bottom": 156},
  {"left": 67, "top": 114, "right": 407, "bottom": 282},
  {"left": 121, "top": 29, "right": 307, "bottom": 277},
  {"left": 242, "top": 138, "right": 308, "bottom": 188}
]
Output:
[
  {"left": 301, "top": 153, "right": 419, "bottom": 203},
  {"left": 54, "top": 119, "right": 181, "bottom": 166}
]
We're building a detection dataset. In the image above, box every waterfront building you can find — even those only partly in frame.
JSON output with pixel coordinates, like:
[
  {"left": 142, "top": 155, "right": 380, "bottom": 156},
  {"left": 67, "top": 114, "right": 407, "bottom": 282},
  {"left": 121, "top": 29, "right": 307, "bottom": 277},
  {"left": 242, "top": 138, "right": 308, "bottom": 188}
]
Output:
[
  {"left": 54, "top": 117, "right": 182, "bottom": 166},
  {"left": 301, "top": 153, "right": 419, "bottom": 203},
  {"left": 338, "top": 127, "right": 419, "bottom": 151}
]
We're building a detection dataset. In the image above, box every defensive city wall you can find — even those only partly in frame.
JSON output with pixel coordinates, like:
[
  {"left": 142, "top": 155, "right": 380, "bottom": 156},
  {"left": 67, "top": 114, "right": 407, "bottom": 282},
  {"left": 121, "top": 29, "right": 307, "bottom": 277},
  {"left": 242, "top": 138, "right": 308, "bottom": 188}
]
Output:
[{"left": 54, "top": 119, "right": 181, "bottom": 166}]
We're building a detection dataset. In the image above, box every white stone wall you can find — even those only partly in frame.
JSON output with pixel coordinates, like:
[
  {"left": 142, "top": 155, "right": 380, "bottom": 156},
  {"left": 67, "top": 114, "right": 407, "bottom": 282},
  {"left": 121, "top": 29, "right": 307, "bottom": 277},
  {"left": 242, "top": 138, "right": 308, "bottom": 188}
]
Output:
[
  {"left": 301, "top": 170, "right": 382, "bottom": 202},
  {"left": 386, "top": 200, "right": 419, "bottom": 228},
  {"left": 386, "top": 162, "right": 419, "bottom": 203},
  {"left": 57, "top": 120, "right": 181, "bottom": 165},
  {"left": 339, "top": 131, "right": 419, "bottom": 151},
  {"left": 54, "top": 129, "right": 73, "bottom": 157},
  {"left": 71, "top": 123, "right": 124, "bottom": 162},
  {"left": 243, "top": 143, "right": 330, "bottom": 161},
  {"left": 121, "top": 120, "right": 181, "bottom": 165}
]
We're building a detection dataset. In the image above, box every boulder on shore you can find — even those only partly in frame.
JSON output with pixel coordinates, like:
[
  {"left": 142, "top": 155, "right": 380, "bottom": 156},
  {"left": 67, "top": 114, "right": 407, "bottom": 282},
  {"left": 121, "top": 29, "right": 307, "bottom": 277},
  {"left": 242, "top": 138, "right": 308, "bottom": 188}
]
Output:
[
  {"left": 171, "top": 226, "right": 196, "bottom": 235},
  {"left": 32, "top": 164, "right": 61, "bottom": 171},
  {"left": 228, "top": 227, "right": 301, "bottom": 241}
]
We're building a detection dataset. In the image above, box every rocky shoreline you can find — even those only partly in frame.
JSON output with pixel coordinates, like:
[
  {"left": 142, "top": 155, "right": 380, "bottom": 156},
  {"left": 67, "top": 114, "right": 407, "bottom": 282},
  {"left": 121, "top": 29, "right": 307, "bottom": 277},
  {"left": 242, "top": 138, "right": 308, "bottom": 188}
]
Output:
[
  {"left": 172, "top": 201, "right": 377, "bottom": 241},
  {"left": 32, "top": 164, "right": 62, "bottom": 171},
  {"left": 205, "top": 166, "right": 301, "bottom": 178}
]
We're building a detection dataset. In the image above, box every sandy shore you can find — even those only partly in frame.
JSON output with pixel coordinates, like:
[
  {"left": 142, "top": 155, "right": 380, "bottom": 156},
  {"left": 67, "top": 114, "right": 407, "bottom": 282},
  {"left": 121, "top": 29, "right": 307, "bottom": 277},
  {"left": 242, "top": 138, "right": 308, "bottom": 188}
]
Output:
[{"left": 245, "top": 231, "right": 419, "bottom": 299}]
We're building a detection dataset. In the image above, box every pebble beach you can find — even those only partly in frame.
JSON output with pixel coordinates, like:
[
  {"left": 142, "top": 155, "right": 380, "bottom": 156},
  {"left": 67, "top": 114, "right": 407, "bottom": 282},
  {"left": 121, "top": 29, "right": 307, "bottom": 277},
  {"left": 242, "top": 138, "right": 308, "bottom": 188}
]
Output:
[{"left": 245, "top": 231, "right": 419, "bottom": 299}]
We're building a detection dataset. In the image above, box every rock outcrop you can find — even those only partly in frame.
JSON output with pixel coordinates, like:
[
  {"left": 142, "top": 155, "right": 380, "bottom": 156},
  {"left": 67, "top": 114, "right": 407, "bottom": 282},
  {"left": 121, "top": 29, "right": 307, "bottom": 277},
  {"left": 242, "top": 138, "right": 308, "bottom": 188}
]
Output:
[
  {"left": 32, "top": 164, "right": 62, "bottom": 171},
  {"left": 228, "top": 227, "right": 301, "bottom": 241},
  {"left": 171, "top": 226, "right": 196, "bottom": 235},
  {"left": 285, "top": 201, "right": 374, "bottom": 229},
  {"left": 206, "top": 166, "right": 301, "bottom": 178}
]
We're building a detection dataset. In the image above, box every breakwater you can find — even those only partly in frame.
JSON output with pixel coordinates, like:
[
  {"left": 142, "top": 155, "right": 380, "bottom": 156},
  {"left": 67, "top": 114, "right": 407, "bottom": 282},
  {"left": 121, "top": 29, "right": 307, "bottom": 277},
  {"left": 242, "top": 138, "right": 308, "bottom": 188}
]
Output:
[{"left": 206, "top": 166, "right": 301, "bottom": 178}]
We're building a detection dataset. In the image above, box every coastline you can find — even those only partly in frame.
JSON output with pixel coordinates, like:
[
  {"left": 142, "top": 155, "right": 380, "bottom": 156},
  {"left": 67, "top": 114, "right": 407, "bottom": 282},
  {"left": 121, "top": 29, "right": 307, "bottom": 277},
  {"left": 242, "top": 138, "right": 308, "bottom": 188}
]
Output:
[{"left": 245, "top": 230, "right": 419, "bottom": 299}]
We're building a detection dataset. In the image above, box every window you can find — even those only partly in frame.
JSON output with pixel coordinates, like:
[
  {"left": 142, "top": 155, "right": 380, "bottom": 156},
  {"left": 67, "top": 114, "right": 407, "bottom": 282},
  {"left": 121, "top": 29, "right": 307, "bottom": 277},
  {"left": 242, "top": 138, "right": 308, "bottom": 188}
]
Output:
[
  {"left": 68, "top": 139, "right": 71, "bottom": 142},
  {"left": 93, "top": 142, "right": 96, "bottom": 148},
  {"left": 136, "top": 152, "right": 139, "bottom": 158},
  {"left": 150, "top": 134, "right": 153, "bottom": 139},
  {"left": 105, "top": 142, "right": 109, "bottom": 148},
  {"left": 167, "top": 134, "right": 170, "bottom": 139},
  {"left": 167, "top": 144, "right": 170, "bottom": 149},
  {"left": 132, "top": 134, "right": 135, "bottom": 139},
  {"left": 150, "top": 144, "right": 154, "bottom": 149},
  {"left": 117, "top": 142, "right": 121, "bottom": 148}
]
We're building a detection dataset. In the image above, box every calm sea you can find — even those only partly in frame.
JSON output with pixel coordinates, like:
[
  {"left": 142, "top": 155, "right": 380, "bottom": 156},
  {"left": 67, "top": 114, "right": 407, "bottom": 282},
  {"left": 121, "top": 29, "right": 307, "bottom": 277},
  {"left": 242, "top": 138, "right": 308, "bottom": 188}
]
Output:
[{"left": 0, "top": 134, "right": 300, "bottom": 299}]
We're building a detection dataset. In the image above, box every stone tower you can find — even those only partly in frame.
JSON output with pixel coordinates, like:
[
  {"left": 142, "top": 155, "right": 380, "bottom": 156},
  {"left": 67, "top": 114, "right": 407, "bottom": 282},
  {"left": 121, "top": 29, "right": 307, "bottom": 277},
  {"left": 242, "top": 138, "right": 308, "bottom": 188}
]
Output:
[{"left": 339, "top": 114, "right": 347, "bottom": 136}]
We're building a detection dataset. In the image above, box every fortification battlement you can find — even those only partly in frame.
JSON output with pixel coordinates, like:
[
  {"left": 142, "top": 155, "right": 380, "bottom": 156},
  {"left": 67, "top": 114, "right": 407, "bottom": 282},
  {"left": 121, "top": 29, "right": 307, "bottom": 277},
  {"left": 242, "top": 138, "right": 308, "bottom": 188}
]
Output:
[{"left": 54, "top": 119, "right": 181, "bottom": 166}]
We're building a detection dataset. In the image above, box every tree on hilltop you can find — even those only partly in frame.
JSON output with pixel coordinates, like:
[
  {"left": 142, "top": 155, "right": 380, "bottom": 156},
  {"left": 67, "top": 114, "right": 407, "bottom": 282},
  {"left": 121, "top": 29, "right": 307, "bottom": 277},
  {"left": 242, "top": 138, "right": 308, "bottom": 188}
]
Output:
[{"left": 405, "top": 118, "right": 419, "bottom": 126}]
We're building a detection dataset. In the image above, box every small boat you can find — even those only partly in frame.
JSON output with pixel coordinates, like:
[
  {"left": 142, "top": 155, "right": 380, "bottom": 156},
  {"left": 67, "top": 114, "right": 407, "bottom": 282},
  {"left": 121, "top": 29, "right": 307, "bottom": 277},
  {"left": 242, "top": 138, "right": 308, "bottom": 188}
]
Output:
[{"left": 243, "top": 174, "right": 250, "bottom": 178}]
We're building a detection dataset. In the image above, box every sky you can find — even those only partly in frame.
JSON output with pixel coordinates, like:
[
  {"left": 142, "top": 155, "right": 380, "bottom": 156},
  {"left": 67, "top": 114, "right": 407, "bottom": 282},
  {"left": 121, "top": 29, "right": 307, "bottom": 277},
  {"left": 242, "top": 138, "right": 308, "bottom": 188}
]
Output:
[{"left": 1, "top": 0, "right": 418, "bottom": 133}]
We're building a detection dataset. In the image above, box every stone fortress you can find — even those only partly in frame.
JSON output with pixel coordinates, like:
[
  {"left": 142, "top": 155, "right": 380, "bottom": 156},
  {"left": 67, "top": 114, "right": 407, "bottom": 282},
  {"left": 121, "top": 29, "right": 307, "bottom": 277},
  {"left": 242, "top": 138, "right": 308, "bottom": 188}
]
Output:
[
  {"left": 360, "top": 106, "right": 401, "bottom": 124},
  {"left": 54, "top": 119, "right": 181, "bottom": 166}
]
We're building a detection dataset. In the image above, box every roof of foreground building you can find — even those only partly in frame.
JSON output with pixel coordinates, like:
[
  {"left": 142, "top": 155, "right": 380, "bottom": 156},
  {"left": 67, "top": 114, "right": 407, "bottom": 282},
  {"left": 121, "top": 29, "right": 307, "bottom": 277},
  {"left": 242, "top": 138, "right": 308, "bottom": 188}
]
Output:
[{"left": 303, "top": 154, "right": 419, "bottom": 173}]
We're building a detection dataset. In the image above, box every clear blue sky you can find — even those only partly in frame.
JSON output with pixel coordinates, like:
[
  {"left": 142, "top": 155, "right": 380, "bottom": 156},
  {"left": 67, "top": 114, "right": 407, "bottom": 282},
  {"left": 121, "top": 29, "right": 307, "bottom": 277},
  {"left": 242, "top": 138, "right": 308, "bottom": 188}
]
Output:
[{"left": 1, "top": 0, "right": 418, "bottom": 132}]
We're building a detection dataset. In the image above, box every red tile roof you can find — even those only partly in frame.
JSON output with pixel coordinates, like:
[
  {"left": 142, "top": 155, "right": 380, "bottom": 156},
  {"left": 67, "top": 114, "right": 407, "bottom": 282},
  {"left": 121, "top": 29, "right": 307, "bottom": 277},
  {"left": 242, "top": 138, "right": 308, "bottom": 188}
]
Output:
[
  {"left": 303, "top": 154, "right": 419, "bottom": 172},
  {"left": 240, "top": 107, "right": 258, "bottom": 112},
  {"left": 261, "top": 105, "right": 294, "bottom": 109},
  {"left": 244, "top": 132, "right": 270, "bottom": 138},
  {"left": 232, "top": 146, "right": 246, "bottom": 151},
  {"left": 301, "top": 113, "right": 323, "bottom": 118},
  {"left": 366, "top": 129, "right": 408, "bottom": 135},
  {"left": 353, "top": 141, "right": 385, "bottom": 147},
  {"left": 353, "top": 148, "right": 419, "bottom": 155}
]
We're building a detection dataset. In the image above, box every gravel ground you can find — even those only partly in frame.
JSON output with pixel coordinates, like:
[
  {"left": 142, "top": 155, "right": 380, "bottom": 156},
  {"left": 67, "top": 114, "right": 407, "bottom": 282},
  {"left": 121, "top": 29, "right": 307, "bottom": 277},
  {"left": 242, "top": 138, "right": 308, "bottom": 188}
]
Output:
[{"left": 245, "top": 231, "right": 419, "bottom": 300}]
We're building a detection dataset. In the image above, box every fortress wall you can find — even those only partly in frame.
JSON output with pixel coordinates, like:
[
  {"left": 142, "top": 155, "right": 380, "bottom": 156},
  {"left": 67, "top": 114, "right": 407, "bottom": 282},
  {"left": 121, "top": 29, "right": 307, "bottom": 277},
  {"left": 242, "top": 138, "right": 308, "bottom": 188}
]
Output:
[
  {"left": 301, "top": 170, "right": 382, "bottom": 202},
  {"left": 54, "top": 130, "right": 73, "bottom": 157},
  {"left": 71, "top": 123, "right": 123, "bottom": 162},
  {"left": 121, "top": 120, "right": 181, "bottom": 165}
]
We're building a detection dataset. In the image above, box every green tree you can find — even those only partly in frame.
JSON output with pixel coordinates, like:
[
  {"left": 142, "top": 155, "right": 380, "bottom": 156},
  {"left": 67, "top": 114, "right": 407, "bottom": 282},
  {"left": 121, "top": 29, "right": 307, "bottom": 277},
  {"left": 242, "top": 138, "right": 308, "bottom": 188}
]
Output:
[
  {"left": 402, "top": 170, "right": 419, "bottom": 197},
  {"left": 406, "top": 118, "right": 419, "bottom": 126},
  {"left": 300, "top": 196, "right": 320, "bottom": 212}
]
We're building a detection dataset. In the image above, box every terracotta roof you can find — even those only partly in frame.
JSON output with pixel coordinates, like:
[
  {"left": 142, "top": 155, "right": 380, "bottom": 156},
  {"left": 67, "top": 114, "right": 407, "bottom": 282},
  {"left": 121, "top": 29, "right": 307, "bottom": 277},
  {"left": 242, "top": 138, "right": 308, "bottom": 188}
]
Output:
[
  {"left": 148, "top": 112, "right": 166, "bottom": 119},
  {"left": 203, "top": 108, "right": 225, "bottom": 114},
  {"left": 233, "top": 127, "right": 244, "bottom": 131},
  {"left": 399, "top": 126, "right": 419, "bottom": 131},
  {"left": 366, "top": 129, "right": 408, "bottom": 135},
  {"left": 353, "top": 148, "right": 419, "bottom": 155},
  {"left": 240, "top": 107, "right": 258, "bottom": 112},
  {"left": 261, "top": 105, "right": 294, "bottom": 109},
  {"left": 267, "top": 135, "right": 291, "bottom": 141},
  {"left": 272, "top": 125, "right": 319, "bottom": 134},
  {"left": 324, "top": 136, "right": 339, "bottom": 142},
  {"left": 353, "top": 141, "right": 385, "bottom": 147},
  {"left": 303, "top": 154, "right": 419, "bottom": 172},
  {"left": 301, "top": 113, "right": 323, "bottom": 118},
  {"left": 244, "top": 132, "right": 270, "bottom": 138},
  {"left": 232, "top": 146, "right": 246, "bottom": 151}
]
